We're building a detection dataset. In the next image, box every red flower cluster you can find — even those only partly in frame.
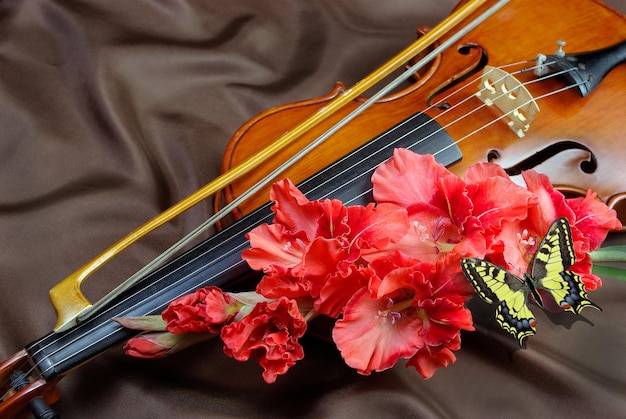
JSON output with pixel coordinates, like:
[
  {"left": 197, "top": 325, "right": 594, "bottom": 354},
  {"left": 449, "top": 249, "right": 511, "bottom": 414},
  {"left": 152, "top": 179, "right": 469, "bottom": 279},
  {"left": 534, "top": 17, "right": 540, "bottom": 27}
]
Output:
[
  {"left": 242, "top": 171, "right": 479, "bottom": 378},
  {"left": 373, "top": 150, "right": 620, "bottom": 291},
  {"left": 243, "top": 179, "right": 409, "bottom": 318},
  {"left": 118, "top": 149, "right": 620, "bottom": 383},
  {"left": 120, "top": 288, "right": 308, "bottom": 383}
]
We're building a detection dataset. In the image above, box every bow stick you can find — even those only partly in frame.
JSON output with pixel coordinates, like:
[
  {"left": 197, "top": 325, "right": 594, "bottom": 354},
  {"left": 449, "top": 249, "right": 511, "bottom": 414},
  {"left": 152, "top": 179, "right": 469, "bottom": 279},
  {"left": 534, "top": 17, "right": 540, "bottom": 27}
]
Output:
[{"left": 49, "top": 0, "right": 499, "bottom": 332}]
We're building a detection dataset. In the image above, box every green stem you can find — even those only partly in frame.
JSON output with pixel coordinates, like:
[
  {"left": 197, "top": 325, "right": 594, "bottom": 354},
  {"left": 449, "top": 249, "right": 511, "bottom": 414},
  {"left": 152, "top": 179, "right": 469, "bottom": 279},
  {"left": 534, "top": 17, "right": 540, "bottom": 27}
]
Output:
[{"left": 589, "top": 246, "right": 626, "bottom": 263}]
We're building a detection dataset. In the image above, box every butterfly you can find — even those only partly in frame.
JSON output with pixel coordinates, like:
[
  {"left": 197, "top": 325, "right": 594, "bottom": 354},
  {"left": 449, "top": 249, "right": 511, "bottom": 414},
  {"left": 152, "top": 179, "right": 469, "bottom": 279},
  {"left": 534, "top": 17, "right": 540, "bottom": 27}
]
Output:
[{"left": 461, "top": 217, "right": 601, "bottom": 347}]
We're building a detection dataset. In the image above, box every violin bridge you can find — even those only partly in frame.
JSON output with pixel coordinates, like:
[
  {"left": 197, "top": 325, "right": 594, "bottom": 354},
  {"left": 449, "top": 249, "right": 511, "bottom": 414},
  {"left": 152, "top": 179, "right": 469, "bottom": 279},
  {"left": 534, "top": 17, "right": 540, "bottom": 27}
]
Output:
[{"left": 475, "top": 66, "right": 540, "bottom": 138}]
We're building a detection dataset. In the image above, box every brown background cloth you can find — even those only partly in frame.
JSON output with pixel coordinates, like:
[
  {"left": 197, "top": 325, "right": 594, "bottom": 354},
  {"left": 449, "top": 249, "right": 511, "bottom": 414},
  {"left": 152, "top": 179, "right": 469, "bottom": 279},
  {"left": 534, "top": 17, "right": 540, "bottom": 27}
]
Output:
[{"left": 2, "top": 1, "right": 626, "bottom": 417}]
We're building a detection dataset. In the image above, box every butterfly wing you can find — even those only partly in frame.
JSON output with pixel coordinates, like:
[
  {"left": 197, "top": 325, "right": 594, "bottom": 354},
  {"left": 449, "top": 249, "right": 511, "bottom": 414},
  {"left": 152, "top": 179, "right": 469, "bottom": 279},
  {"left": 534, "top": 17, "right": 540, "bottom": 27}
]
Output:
[
  {"left": 461, "top": 258, "right": 537, "bottom": 346},
  {"left": 531, "top": 217, "right": 601, "bottom": 314}
]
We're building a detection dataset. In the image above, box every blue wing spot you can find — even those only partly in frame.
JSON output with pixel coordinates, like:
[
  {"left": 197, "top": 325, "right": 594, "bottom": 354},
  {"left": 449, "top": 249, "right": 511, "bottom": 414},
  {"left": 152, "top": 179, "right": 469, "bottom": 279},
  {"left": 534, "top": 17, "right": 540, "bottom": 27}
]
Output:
[{"left": 499, "top": 302, "right": 535, "bottom": 332}]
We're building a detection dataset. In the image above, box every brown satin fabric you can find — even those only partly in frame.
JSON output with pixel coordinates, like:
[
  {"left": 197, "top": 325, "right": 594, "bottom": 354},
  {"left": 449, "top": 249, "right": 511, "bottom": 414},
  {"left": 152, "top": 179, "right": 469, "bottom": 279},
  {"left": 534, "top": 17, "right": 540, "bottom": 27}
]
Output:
[{"left": 1, "top": 1, "right": 626, "bottom": 417}]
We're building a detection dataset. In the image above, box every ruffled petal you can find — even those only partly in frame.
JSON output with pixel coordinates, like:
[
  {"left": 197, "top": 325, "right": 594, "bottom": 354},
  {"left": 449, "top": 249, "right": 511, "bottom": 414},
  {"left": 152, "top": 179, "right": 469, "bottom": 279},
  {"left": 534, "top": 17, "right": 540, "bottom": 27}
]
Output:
[
  {"left": 567, "top": 190, "right": 622, "bottom": 250},
  {"left": 522, "top": 170, "right": 575, "bottom": 229},
  {"left": 256, "top": 272, "right": 313, "bottom": 299},
  {"left": 418, "top": 298, "right": 474, "bottom": 346},
  {"left": 243, "top": 223, "right": 305, "bottom": 271},
  {"left": 314, "top": 265, "right": 375, "bottom": 318},
  {"left": 221, "top": 297, "right": 307, "bottom": 384},
  {"left": 346, "top": 203, "right": 409, "bottom": 252},
  {"left": 372, "top": 149, "right": 455, "bottom": 207},
  {"left": 465, "top": 162, "right": 536, "bottom": 232},
  {"left": 270, "top": 178, "right": 321, "bottom": 239},
  {"left": 333, "top": 288, "right": 424, "bottom": 375},
  {"left": 406, "top": 334, "right": 461, "bottom": 379}
]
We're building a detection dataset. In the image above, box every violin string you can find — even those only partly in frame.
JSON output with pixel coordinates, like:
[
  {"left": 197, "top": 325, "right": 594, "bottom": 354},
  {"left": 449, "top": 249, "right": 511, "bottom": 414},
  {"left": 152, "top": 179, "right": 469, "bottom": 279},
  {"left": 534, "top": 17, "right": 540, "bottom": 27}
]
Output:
[
  {"left": 303, "top": 64, "right": 583, "bottom": 203},
  {"left": 5, "top": 61, "right": 585, "bottom": 395},
  {"left": 434, "top": 78, "right": 590, "bottom": 157}
]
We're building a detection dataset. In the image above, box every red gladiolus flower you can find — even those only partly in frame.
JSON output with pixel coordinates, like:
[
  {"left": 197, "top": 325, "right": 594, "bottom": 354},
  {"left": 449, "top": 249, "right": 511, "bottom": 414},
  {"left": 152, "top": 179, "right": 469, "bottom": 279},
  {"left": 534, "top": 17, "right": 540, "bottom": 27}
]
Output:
[
  {"left": 332, "top": 287, "right": 425, "bottom": 374},
  {"left": 123, "top": 331, "right": 213, "bottom": 359},
  {"left": 567, "top": 189, "right": 623, "bottom": 250},
  {"left": 124, "top": 333, "right": 175, "bottom": 358},
  {"left": 332, "top": 252, "right": 474, "bottom": 376},
  {"left": 163, "top": 286, "right": 243, "bottom": 334},
  {"left": 221, "top": 297, "right": 307, "bottom": 384}
]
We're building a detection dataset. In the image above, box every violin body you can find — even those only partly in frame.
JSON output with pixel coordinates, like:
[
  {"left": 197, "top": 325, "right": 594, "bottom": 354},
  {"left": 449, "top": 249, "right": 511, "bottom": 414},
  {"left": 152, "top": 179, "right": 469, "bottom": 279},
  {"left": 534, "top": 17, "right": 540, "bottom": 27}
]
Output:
[
  {"left": 218, "top": 0, "right": 626, "bottom": 221},
  {"left": 2, "top": 0, "right": 626, "bottom": 417}
]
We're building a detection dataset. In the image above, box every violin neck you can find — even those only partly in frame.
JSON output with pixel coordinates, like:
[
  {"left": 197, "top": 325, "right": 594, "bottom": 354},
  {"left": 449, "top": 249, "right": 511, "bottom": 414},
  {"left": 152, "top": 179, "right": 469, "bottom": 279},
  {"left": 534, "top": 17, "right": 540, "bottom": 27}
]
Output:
[{"left": 25, "top": 111, "right": 462, "bottom": 381}]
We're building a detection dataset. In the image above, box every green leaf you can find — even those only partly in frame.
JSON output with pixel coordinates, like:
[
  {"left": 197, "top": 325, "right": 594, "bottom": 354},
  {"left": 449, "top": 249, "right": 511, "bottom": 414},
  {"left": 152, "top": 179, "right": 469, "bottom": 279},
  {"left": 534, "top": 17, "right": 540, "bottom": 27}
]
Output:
[
  {"left": 590, "top": 246, "right": 626, "bottom": 263},
  {"left": 113, "top": 315, "right": 168, "bottom": 331},
  {"left": 592, "top": 264, "right": 626, "bottom": 281}
]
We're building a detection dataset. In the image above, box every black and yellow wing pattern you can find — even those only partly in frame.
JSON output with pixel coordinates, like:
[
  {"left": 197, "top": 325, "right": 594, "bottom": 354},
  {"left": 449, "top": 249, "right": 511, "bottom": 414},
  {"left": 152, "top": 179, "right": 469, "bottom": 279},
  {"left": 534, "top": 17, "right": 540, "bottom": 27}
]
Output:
[
  {"left": 461, "top": 258, "right": 538, "bottom": 346},
  {"left": 530, "top": 217, "right": 600, "bottom": 314},
  {"left": 461, "top": 217, "right": 601, "bottom": 346}
]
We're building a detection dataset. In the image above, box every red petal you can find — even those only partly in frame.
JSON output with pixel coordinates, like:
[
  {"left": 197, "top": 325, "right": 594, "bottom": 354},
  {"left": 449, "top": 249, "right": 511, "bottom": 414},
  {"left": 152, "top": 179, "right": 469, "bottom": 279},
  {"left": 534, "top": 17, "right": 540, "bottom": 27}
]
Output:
[
  {"left": 301, "top": 237, "right": 351, "bottom": 295},
  {"left": 333, "top": 288, "right": 424, "bottom": 375},
  {"left": 221, "top": 297, "right": 307, "bottom": 383},
  {"left": 372, "top": 150, "right": 454, "bottom": 208},
  {"left": 567, "top": 190, "right": 622, "bottom": 250},
  {"left": 406, "top": 335, "right": 460, "bottom": 379},
  {"left": 270, "top": 179, "right": 322, "bottom": 239},
  {"left": 256, "top": 272, "right": 312, "bottom": 299},
  {"left": 465, "top": 164, "right": 535, "bottom": 232},
  {"left": 346, "top": 203, "right": 409, "bottom": 252},
  {"left": 314, "top": 266, "right": 374, "bottom": 318},
  {"left": 243, "top": 224, "right": 305, "bottom": 271}
]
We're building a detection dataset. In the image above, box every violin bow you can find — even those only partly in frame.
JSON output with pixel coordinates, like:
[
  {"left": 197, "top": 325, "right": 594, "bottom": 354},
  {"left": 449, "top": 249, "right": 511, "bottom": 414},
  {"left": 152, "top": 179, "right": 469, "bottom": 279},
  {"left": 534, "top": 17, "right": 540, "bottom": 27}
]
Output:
[{"left": 47, "top": 0, "right": 507, "bottom": 334}]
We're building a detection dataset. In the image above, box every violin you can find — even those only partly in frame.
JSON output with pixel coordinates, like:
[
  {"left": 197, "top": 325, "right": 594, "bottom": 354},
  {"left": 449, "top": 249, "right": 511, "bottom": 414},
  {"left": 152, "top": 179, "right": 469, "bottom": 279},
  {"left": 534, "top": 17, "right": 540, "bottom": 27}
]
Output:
[
  {"left": 217, "top": 0, "right": 626, "bottom": 219},
  {"left": 2, "top": 0, "right": 626, "bottom": 417}
]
